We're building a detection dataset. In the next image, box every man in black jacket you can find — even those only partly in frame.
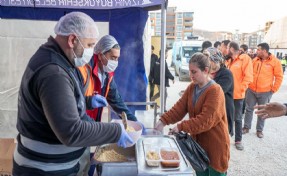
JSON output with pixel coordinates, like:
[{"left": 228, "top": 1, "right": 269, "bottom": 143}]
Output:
[
  {"left": 150, "top": 49, "right": 175, "bottom": 111},
  {"left": 149, "top": 45, "right": 159, "bottom": 103},
  {"left": 13, "top": 12, "right": 132, "bottom": 176}
]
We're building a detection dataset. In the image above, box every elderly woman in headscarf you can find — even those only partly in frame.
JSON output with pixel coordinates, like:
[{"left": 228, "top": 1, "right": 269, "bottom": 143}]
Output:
[
  {"left": 204, "top": 47, "right": 235, "bottom": 136},
  {"left": 78, "top": 35, "right": 140, "bottom": 123}
]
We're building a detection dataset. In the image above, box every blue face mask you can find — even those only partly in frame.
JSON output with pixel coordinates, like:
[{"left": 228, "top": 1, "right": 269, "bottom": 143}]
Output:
[{"left": 73, "top": 37, "right": 94, "bottom": 67}]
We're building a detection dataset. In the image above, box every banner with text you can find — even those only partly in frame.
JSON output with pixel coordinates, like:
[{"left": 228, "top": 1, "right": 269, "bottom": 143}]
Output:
[{"left": 0, "top": 0, "right": 163, "bottom": 9}]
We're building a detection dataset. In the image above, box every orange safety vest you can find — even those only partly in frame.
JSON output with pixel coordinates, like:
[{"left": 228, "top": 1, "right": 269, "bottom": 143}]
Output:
[{"left": 78, "top": 54, "right": 114, "bottom": 121}]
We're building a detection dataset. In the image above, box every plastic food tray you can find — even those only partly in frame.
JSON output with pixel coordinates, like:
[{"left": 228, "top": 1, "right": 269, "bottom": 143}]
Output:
[{"left": 137, "top": 135, "right": 194, "bottom": 176}]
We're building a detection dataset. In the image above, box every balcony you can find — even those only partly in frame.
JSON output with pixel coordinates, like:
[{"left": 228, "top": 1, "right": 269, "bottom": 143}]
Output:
[
  {"left": 183, "top": 22, "right": 193, "bottom": 26},
  {"left": 183, "top": 17, "right": 193, "bottom": 21},
  {"left": 183, "top": 27, "right": 193, "bottom": 31},
  {"left": 183, "top": 12, "right": 194, "bottom": 18}
]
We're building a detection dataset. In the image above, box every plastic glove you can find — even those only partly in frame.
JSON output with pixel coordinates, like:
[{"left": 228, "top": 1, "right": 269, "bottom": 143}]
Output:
[
  {"left": 117, "top": 123, "right": 134, "bottom": 148},
  {"left": 137, "top": 121, "right": 146, "bottom": 135},
  {"left": 92, "top": 94, "right": 108, "bottom": 108},
  {"left": 155, "top": 120, "right": 165, "bottom": 133}
]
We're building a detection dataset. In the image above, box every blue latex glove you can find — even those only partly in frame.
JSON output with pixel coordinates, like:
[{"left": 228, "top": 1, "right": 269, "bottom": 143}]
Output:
[
  {"left": 92, "top": 94, "right": 108, "bottom": 108},
  {"left": 137, "top": 121, "right": 146, "bottom": 135},
  {"left": 117, "top": 123, "right": 134, "bottom": 148}
]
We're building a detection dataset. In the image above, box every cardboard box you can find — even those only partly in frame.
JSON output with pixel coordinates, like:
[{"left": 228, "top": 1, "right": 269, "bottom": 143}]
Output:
[{"left": 0, "top": 138, "right": 16, "bottom": 176}]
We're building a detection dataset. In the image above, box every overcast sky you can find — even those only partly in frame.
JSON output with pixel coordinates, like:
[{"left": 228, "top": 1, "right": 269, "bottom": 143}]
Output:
[{"left": 168, "top": 0, "right": 287, "bottom": 33}]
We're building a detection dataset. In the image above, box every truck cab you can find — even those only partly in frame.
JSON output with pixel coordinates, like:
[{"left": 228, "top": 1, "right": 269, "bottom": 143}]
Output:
[{"left": 172, "top": 39, "right": 203, "bottom": 81}]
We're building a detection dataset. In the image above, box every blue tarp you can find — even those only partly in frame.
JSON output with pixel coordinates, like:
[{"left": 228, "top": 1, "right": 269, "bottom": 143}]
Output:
[{"left": 0, "top": 1, "right": 164, "bottom": 114}]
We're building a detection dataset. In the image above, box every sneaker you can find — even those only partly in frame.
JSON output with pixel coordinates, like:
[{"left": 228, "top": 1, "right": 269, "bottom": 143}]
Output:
[
  {"left": 242, "top": 127, "right": 249, "bottom": 134},
  {"left": 256, "top": 131, "right": 264, "bottom": 138},
  {"left": 235, "top": 141, "right": 244, "bottom": 150}
]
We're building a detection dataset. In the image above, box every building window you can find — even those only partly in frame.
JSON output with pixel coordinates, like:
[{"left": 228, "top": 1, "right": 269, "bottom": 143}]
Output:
[
  {"left": 177, "top": 13, "right": 183, "bottom": 18},
  {"left": 183, "top": 12, "right": 193, "bottom": 18},
  {"left": 156, "top": 26, "right": 161, "bottom": 32},
  {"left": 150, "top": 13, "right": 155, "bottom": 18},
  {"left": 167, "top": 16, "right": 175, "bottom": 21},
  {"left": 184, "top": 32, "right": 192, "bottom": 37},
  {"left": 166, "top": 27, "right": 174, "bottom": 32},
  {"left": 184, "top": 26, "right": 192, "bottom": 30},
  {"left": 177, "top": 19, "right": 183, "bottom": 25},
  {"left": 177, "top": 32, "right": 182, "bottom": 37},
  {"left": 156, "top": 13, "right": 161, "bottom": 18},
  {"left": 167, "top": 22, "right": 174, "bottom": 26},
  {"left": 156, "top": 19, "right": 161, "bottom": 25},
  {"left": 155, "top": 32, "right": 161, "bottom": 36},
  {"left": 177, "top": 26, "right": 182, "bottom": 31}
]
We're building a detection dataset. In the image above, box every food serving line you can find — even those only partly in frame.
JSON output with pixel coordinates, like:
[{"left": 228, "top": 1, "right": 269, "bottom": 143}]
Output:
[{"left": 91, "top": 129, "right": 195, "bottom": 176}]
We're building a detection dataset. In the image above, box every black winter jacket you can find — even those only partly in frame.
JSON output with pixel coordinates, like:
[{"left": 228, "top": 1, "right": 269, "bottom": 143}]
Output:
[
  {"left": 213, "top": 67, "right": 235, "bottom": 136},
  {"left": 150, "top": 58, "right": 174, "bottom": 87},
  {"left": 14, "top": 36, "right": 121, "bottom": 175}
]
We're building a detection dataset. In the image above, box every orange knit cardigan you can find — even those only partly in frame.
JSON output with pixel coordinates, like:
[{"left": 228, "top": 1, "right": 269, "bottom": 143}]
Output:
[{"left": 161, "top": 83, "right": 230, "bottom": 173}]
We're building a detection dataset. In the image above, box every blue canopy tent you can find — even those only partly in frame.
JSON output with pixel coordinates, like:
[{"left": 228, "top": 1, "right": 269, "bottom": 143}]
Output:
[{"left": 0, "top": 0, "right": 168, "bottom": 117}]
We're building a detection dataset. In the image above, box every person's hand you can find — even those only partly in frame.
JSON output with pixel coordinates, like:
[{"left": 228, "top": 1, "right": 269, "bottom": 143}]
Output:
[
  {"left": 155, "top": 120, "right": 165, "bottom": 133},
  {"left": 92, "top": 94, "right": 108, "bottom": 108},
  {"left": 254, "top": 102, "right": 287, "bottom": 119},
  {"left": 168, "top": 125, "right": 179, "bottom": 135},
  {"left": 117, "top": 123, "right": 134, "bottom": 148},
  {"left": 137, "top": 121, "right": 146, "bottom": 135}
]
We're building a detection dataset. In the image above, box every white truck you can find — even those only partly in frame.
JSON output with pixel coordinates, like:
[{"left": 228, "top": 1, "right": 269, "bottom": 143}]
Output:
[{"left": 172, "top": 39, "right": 203, "bottom": 81}]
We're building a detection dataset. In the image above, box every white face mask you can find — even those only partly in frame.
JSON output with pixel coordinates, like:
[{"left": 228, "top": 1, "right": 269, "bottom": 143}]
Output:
[
  {"left": 102, "top": 54, "right": 118, "bottom": 73},
  {"left": 73, "top": 37, "right": 94, "bottom": 67}
]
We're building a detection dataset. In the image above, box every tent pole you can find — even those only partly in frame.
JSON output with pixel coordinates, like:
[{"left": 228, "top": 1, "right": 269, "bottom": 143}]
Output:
[{"left": 159, "top": 0, "right": 167, "bottom": 115}]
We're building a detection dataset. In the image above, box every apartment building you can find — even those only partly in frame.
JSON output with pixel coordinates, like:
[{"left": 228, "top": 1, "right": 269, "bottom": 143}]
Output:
[{"left": 149, "top": 7, "right": 194, "bottom": 48}]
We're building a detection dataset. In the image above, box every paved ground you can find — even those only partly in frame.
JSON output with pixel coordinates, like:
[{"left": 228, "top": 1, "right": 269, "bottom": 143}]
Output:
[
  {"left": 1, "top": 65, "right": 287, "bottom": 175},
  {"left": 162, "top": 67, "right": 287, "bottom": 176}
]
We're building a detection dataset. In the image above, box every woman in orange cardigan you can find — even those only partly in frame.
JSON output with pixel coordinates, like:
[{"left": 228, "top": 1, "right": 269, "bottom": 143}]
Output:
[{"left": 155, "top": 53, "right": 230, "bottom": 176}]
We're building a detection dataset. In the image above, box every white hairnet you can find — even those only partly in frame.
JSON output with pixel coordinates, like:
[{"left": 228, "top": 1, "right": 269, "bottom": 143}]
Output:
[
  {"left": 94, "top": 35, "right": 119, "bottom": 54},
  {"left": 54, "top": 11, "right": 99, "bottom": 39}
]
